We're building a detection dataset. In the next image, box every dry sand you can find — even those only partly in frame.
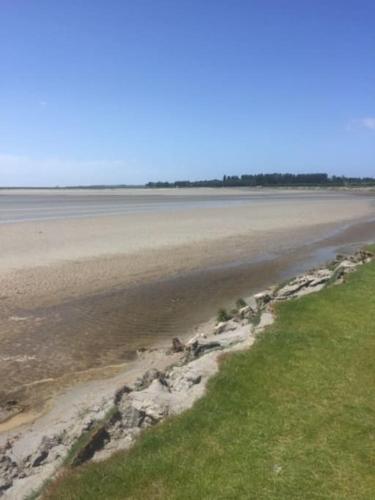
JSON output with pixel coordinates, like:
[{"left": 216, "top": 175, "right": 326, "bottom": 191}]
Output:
[{"left": 1, "top": 189, "right": 374, "bottom": 305}]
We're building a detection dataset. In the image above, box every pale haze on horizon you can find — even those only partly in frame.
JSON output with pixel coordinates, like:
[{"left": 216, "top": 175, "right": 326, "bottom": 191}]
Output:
[{"left": 0, "top": 0, "right": 374, "bottom": 187}]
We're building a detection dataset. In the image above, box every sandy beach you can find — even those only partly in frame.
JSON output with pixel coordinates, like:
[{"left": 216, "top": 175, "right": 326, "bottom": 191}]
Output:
[
  {"left": 1, "top": 188, "right": 374, "bottom": 303},
  {"left": 0, "top": 188, "right": 374, "bottom": 428}
]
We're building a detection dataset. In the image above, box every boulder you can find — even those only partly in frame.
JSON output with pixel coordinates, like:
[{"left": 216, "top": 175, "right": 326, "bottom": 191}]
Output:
[
  {"left": 29, "top": 435, "right": 62, "bottom": 468},
  {"left": 134, "top": 368, "right": 164, "bottom": 391},
  {"left": 114, "top": 385, "right": 132, "bottom": 405},
  {"left": 335, "top": 253, "right": 346, "bottom": 262},
  {"left": 336, "top": 260, "right": 357, "bottom": 272},
  {"left": 254, "top": 290, "right": 274, "bottom": 308},
  {"left": 352, "top": 250, "right": 373, "bottom": 263},
  {"left": 214, "top": 319, "right": 238, "bottom": 335},
  {"left": 185, "top": 333, "right": 207, "bottom": 346},
  {"left": 117, "top": 402, "right": 145, "bottom": 429},
  {"left": 212, "top": 325, "right": 253, "bottom": 349},
  {"left": 129, "top": 379, "right": 171, "bottom": 423},
  {"left": 190, "top": 341, "right": 221, "bottom": 358},
  {"left": 171, "top": 337, "right": 184, "bottom": 353},
  {"left": 238, "top": 305, "right": 256, "bottom": 319},
  {"left": 0, "top": 453, "right": 18, "bottom": 493},
  {"left": 167, "top": 366, "right": 202, "bottom": 393},
  {"left": 275, "top": 269, "right": 333, "bottom": 300},
  {"left": 308, "top": 269, "right": 332, "bottom": 286}
]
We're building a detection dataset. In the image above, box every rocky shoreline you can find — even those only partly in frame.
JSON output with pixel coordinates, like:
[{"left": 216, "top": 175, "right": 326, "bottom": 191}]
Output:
[{"left": 0, "top": 249, "right": 373, "bottom": 499}]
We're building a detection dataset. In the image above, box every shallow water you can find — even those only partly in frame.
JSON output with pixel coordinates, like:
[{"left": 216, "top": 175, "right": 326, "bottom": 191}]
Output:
[{"left": 0, "top": 190, "right": 368, "bottom": 223}]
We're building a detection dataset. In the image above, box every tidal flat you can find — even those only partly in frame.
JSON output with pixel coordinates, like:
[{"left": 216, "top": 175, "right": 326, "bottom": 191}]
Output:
[{"left": 0, "top": 188, "right": 374, "bottom": 426}]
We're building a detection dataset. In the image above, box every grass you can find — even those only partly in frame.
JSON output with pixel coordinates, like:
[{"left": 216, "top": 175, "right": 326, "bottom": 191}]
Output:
[{"left": 45, "top": 258, "right": 375, "bottom": 499}]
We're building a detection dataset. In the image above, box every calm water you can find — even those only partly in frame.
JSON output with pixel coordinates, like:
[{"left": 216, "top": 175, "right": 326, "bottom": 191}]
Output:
[{"left": 0, "top": 190, "right": 366, "bottom": 223}]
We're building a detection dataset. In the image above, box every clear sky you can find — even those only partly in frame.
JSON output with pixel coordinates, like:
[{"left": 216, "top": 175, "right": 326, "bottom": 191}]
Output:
[{"left": 0, "top": 0, "right": 374, "bottom": 186}]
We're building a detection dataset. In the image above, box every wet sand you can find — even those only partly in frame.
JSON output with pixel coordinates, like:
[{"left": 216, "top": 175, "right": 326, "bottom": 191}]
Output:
[{"left": 0, "top": 188, "right": 374, "bottom": 426}]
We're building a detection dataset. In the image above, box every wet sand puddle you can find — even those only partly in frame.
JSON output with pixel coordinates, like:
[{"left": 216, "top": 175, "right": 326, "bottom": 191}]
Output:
[{"left": 0, "top": 219, "right": 374, "bottom": 425}]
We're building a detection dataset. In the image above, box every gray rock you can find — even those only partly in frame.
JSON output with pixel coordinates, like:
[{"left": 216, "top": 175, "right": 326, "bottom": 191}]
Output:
[
  {"left": 254, "top": 290, "right": 274, "bottom": 308},
  {"left": 114, "top": 385, "right": 132, "bottom": 404},
  {"left": 0, "top": 453, "right": 18, "bottom": 493},
  {"left": 238, "top": 305, "right": 256, "bottom": 319},
  {"left": 168, "top": 368, "right": 202, "bottom": 392},
  {"left": 275, "top": 269, "right": 333, "bottom": 300},
  {"left": 118, "top": 403, "right": 145, "bottom": 429},
  {"left": 352, "top": 250, "right": 373, "bottom": 263},
  {"left": 214, "top": 319, "right": 238, "bottom": 335},
  {"left": 214, "top": 321, "right": 227, "bottom": 335},
  {"left": 130, "top": 379, "right": 171, "bottom": 423},
  {"left": 190, "top": 341, "right": 221, "bottom": 358},
  {"left": 30, "top": 435, "right": 61, "bottom": 468},
  {"left": 336, "top": 260, "right": 357, "bottom": 271},
  {"left": 134, "top": 368, "right": 164, "bottom": 390},
  {"left": 48, "top": 444, "right": 68, "bottom": 463}
]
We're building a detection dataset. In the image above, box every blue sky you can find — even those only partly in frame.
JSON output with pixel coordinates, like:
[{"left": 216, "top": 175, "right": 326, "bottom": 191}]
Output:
[{"left": 0, "top": 0, "right": 374, "bottom": 186}]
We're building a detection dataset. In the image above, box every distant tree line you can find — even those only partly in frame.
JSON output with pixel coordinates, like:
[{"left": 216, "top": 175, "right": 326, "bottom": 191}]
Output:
[
  {"left": 146, "top": 173, "right": 375, "bottom": 188},
  {"left": 3, "top": 173, "right": 373, "bottom": 190}
]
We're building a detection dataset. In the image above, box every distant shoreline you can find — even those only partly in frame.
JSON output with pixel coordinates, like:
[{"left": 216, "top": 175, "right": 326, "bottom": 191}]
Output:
[
  {"left": 1, "top": 184, "right": 375, "bottom": 191},
  {"left": 1, "top": 170, "right": 375, "bottom": 191}
]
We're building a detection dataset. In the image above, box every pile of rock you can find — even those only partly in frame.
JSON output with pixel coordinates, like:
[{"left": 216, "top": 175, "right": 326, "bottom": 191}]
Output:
[
  {"left": 0, "top": 323, "right": 256, "bottom": 497},
  {"left": 253, "top": 249, "right": 373, "bottom": 307},
  {"left": 86, "top": 322, "right": 255, "bottom": 463}
]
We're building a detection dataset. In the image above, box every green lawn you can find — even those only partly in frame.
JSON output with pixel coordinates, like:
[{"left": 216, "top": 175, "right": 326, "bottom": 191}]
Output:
[{"left": 45, "top": 256, "right": 375, "bottom": 500}]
